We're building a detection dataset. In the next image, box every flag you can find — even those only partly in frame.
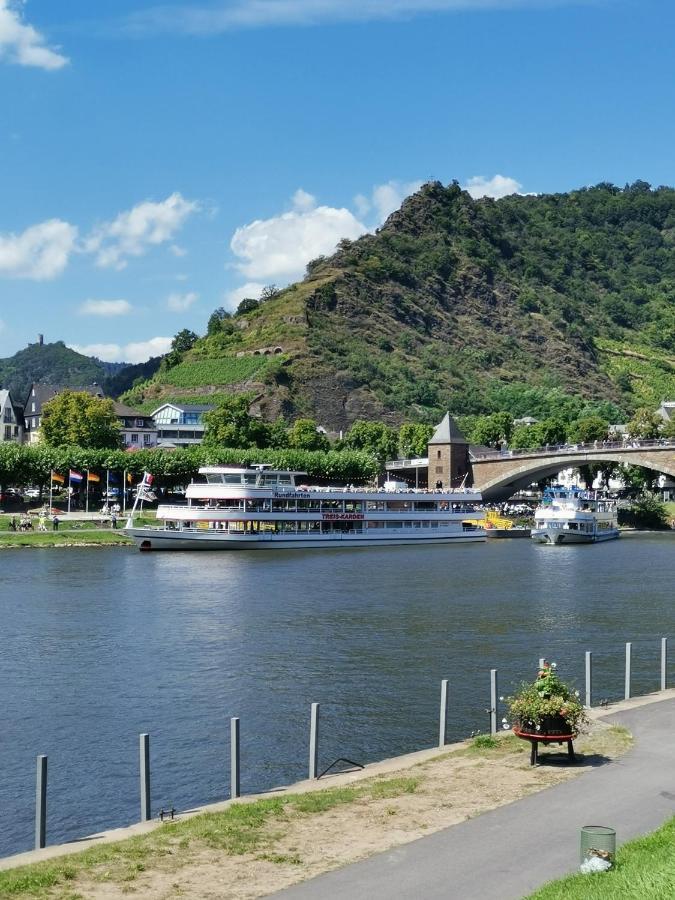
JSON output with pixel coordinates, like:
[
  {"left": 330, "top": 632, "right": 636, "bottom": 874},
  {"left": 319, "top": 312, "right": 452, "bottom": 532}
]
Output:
[
  {"left": 69, "top": 470, "right": 83, "bottom": 483},
  {"left": 51, "top": 471, "right": 65, "bottom": 484},
  {"left": 143, "top": 472, "right": 154, "bottom": 486},
  {"left": 88, "top": 472, "right": 101, "bottom": 483},
  {"left": 127, "top": 472, "right": 134, "bottom": 484}
]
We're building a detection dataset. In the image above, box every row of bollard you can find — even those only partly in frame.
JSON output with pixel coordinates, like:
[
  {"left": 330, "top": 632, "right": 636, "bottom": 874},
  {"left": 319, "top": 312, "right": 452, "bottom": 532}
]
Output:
[{"left": 31, "top": 638, "right": 670, "bottom": 850}]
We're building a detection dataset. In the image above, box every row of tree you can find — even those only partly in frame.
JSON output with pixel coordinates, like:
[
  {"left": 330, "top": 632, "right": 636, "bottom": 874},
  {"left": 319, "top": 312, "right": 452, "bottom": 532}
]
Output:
[{"left": 0, "top": 443, "right": 378, "bottom": 491}]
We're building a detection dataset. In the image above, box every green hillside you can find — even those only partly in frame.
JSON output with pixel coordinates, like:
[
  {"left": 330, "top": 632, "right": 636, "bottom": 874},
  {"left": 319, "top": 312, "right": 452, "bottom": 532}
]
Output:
[
  {"left": 122, "top": 180, "right": 675, "bottom": 428},
  {"left": 0, "top": 341, "right": 108, "bottom": 401}
]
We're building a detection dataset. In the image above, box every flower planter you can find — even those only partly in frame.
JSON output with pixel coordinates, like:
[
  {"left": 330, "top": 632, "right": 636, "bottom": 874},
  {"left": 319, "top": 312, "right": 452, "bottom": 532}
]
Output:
[{"left": 514, "top": 714, "right": 577, "bottom": 740}]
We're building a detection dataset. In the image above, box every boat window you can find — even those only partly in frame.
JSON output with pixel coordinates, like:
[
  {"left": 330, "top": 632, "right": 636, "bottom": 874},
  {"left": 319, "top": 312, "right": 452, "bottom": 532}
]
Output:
[
  {"left": 278, "top": 474, "right": 292, "bottom": 485},
  {"left": 223, "top": 474, "right": 243, "bottom": 485},
  {"left": 206, "top": 475, "right": 224, "bottom": 484},
  {"left": 415, "top": 501, "right": 436, "bottom": 511},
  {"left": 344, "top": 501, "right": 363, "bottom": 512},
  {"left": 367, "top": 500, "right": 385, "bottom": 511}
]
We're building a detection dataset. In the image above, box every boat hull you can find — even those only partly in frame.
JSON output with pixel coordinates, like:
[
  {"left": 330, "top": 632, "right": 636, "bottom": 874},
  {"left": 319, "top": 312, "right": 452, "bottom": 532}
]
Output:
[
  {"left": 125, "top": 527, "right": 486, "bottom": 551},
  {"left": 531, "top": 528, "right": 619, "bottom": 545}
]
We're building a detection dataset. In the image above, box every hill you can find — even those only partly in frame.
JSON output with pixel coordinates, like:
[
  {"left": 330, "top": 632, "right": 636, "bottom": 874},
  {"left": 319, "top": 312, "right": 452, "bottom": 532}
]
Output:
[
  {"left": 0, "top": 341, "right": 162, "bottom": 404},
  {"left": 0, "top": 341, "right": 110, "bottom": 402},
  {"left": 121, "top": 180, "right": 675, "bottom": 428}
]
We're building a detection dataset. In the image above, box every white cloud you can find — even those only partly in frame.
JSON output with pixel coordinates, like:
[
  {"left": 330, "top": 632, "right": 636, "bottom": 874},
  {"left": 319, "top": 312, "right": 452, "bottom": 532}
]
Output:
[
  {"left": 170, "top": 244, "right": 187, "bottom": 257},
  {"left": 224, "top": 282, "right": 266, "bottom": 309},
  {"left": 0, "top": 219, "right": 77, "bottom": 280},
  {"left": 86, "top": 192, "right": 199, "bottom": 270},
  {"left": 124, "top": 1, "right": 573, "bottom": 34},
  {"left": 69, "top": 336, "right": 173, "bottom": 363},
  {"left": 79, "top": 299, "right": 132, "bottom": 317},
  {"left": 354, "top": 179, "right": 424, "bottom": 224},
  {"left": 463, "top": 174, "right": 523, "bottom": 199},
  {"left": 0, "top": 0, "right": 68, "bottom": 69},
  {"left": 167, "top": 290, "right": 198, "bottom": 311},
  {"left": 230, "top": 190, "right": 367, "bottom": 281}
]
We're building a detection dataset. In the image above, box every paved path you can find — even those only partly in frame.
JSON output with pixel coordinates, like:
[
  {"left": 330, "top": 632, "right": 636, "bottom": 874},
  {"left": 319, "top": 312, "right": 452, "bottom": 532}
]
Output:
[{"left": 276, "top": 697, "right": 675, "bottom": 899}]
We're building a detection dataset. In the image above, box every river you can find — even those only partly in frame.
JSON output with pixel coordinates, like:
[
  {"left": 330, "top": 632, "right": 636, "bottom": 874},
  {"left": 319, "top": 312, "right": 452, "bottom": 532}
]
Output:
[{"left": 1, "top": 533, "right": 673, "bottom": 858}]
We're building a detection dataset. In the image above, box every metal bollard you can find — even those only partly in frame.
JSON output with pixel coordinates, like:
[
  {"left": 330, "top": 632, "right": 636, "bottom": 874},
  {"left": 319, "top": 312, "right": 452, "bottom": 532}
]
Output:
[
  {"left": 439, "top": 679, "right": 449, "bottom": 748},
  {"left": 35, "top": 755, "right": 47, "bottom": 850},
  {"left": 230, "top": 717, "right": 240, "bottom": 799},
  {"left": 585, "top": 651, "right": 592, "bottom": 709},
  {"left": 139, "top": 734, "right": 151, "bottom": 822},
  {"left": 661, "top": 638, "right": 668, "bottom": 692},
  {"left": 490, "top": 669, "right": 498, "bottom": 736},
  {"left": 625, "top": 642, "right": 632, "bottom": 700},
  {"left": 309, "top": 703, "right": 320, "bottom": 780}
]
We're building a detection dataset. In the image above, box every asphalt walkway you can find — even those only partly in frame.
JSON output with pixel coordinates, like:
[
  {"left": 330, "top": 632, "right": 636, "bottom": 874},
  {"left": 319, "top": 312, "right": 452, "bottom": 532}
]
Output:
[{"left": 275, "top": 697, "right": 675, "bottom": 899}]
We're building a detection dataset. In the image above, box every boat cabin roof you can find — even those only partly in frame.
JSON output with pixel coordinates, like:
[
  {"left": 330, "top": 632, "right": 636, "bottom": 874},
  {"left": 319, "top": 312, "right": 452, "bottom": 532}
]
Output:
[{"left": 199, "top": 466, "right": 307, "bottom": 476}]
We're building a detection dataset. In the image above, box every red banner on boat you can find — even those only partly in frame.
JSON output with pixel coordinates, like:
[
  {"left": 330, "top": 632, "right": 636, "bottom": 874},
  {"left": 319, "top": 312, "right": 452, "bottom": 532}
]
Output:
[{"left": 322, "top": 513, "right": 364, "bottom": 521}]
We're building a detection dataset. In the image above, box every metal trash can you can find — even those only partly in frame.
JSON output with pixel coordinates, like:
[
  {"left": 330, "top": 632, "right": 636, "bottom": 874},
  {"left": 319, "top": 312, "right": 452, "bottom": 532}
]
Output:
[{"left": 580, "top": 825, "right": 616, "bottom": 869}]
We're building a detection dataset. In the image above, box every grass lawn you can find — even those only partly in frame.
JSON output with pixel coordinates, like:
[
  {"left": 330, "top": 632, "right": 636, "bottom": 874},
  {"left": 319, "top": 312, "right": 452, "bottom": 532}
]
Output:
[
  {"left": 0, "top": 530, "right": 132, "bottom": 548},
  {"left": 529, "top": 816, "right": 675, "bottom": 899},
  {"left": 0, "top": 728, "right": 632, "bottom": 899}
]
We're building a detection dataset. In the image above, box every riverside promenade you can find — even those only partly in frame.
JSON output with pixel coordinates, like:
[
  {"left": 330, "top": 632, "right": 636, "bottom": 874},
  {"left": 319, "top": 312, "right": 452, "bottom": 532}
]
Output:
[{"left": 277, "top": 693, "right": 675, "bottom": 900}]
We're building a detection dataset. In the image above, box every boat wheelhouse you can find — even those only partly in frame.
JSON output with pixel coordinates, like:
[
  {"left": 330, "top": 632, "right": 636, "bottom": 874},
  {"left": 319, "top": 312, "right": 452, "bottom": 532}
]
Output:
[
  {"left": 125, "top": 465, "right": 486, "bottom": 551},
  {"left": 531, "top": 486, "right": 619, "bottom": 545}
]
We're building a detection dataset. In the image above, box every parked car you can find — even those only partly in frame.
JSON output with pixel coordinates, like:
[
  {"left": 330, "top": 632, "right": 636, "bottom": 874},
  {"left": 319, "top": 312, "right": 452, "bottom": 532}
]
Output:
[{"left": 23, "top": 488, "right": 42, "bottom": 500}]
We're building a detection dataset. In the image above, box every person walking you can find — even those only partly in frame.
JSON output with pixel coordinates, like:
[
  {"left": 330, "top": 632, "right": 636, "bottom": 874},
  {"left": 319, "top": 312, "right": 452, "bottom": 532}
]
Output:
[
  {"left": 111, "top": 511, "right": 118, "bottom": 530},
  {"left": 52, "top": 515, "right": 59, "bottom": 531}
]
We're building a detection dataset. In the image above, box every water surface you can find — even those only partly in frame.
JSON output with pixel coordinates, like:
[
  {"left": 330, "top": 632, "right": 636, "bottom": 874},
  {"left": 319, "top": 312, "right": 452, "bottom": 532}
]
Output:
[{"left": 1, "top": 534, "right": 673, "bottom": 857}]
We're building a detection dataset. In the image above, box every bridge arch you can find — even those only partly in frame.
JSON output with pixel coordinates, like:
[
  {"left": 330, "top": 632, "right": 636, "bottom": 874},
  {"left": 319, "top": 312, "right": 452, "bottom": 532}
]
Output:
[{"left": 472, "top": 449, "right": 675, "bottom": 502}]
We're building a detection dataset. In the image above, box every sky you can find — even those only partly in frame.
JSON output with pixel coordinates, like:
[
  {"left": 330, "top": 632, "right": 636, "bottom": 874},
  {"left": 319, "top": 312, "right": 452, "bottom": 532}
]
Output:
[{"left": 0, "top": 0, "right": 674, "bottom": 362}]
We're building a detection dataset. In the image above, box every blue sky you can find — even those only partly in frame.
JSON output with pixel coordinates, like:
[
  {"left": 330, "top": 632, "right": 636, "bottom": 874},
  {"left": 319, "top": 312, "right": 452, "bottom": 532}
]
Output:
[{"left": 0, "top": 0, "right": 673, "bottom": 362}]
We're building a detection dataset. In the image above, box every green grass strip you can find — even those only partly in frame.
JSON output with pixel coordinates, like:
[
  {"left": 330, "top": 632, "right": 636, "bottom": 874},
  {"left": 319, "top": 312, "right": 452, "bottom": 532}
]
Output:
[{"left": 529, "top": 816, "right": 675, "bottom": 899}]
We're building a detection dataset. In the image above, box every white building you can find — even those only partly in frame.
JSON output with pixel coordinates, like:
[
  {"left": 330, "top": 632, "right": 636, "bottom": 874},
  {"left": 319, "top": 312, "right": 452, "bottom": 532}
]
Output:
[{"left": 0, "top": 390, "right": 23, "bottom": 443}]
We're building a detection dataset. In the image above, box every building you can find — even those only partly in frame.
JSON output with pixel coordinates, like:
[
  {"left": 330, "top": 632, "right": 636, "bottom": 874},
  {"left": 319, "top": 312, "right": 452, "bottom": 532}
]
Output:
[
  {"left": 656, "top": 401, "right": 675, "bottom": 425},
  {"left": 0, "top": 390, "right": 24, "bottom": 443},
  {"left": 152, "top": 403, "right": 215, "bottom": 448},
  {"left": 385, "top": 412, "right": 470, "bottom": 489},
  {"left": 22, "top": 383, "right": 156, "bottom": 448},
  {"left": 23, "top": 383, "right": 106, "bottom": 443},
  {"left": 112, "top": 402, "right": 158, "bottom": 450}
]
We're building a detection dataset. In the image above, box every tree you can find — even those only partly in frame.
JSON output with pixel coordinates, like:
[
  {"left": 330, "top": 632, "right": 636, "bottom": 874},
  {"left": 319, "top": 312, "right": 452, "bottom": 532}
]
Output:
[
  {"left": 171, "top": 329, "right": 198, "bottom": 353},
  {"left": 468, "top": 413, "right": 513, "bottom": 448},
  {"left": 236, "top": 298, "right": 259, "bottom": 315},
  {"left": 206, "top": 307, "right": 232, "bottom": 336},
  {"left": 621, "top": 464, "right": 659, "bottom": 492},
  {"left": 398, "top": 423, "right": 434, "bottom": 458},
  {"left": 260, "top": 285, "right": 281, "bottom": 303},
  {"left": 41, "top": 391, "right": 121, "bottom": 450},
  {"left": 268, "top": 417, "right": 290, "bottom": 449},
  {"left": 343, "top": 421, "right": 398, "bottom": 463},
  {"left": 662, "top": 418, "right": 675, "bottom": 440},
  {"left": 628, "top": 408, "right": 662, "bottom": 439},
  {"left": 287, "top": 419, "right": 329, "bottom": 451},
  {"left": 618, "top": 494, "right": 669, "bottom": 529},
  {"left": 567, "top": 416, "right": 609, "bottom": 444},
  {"left": 202, "top": 396, "right": 270, "bottom": 449}
]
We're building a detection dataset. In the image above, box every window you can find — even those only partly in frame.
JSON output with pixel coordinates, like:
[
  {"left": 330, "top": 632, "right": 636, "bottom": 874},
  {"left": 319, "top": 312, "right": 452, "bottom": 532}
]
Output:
[
  {"left": 31, "top": 403, "right": 36, "bottom": 413},
  {"left": 435, "top": 466, "right": 443, "bottom": 474},
  {"left": 437, "top": 450, "right": 441, "bottom": 459},
  {"left": 4, "top": 426, "right": 11, "bottom": 440},
  {"left": 143, "top": 434, "right": 152, "bottom": 445},
  {"left": 136, "top": 419, "right": 145, "bottom": 427},
  {"left": 131, "top": 433, "right": 139, "bottom": 443}
]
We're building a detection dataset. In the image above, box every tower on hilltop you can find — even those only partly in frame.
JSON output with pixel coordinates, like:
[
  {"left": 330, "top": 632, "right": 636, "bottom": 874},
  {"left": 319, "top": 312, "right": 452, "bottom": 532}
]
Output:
[{"left": 427, "top": 413, "right": 470, "bottom": 489}]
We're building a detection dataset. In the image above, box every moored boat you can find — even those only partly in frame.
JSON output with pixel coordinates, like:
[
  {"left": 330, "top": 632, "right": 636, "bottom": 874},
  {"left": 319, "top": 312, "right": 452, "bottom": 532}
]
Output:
[
  {"left": 531, "top": 485, "right": 619, "bottom": 545},
  {"left": 125, "top": 466, "right": 486, "bottom": 551}
]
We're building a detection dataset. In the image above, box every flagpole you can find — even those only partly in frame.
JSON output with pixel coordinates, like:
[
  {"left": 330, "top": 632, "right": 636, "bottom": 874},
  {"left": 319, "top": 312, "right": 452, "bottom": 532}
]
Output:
[
  {"left": 68, "top": 472, "right": 71, "bottom": 515},
  {"left": 123, "top": 469, "right": 127, "bottom": 514},
  {"left": 86, "top": 470, "right": 89, "bottom": 514},
  {"left": 49, "top": 471, "right": 53, "bottom": 513},
  {"left": 106, "top": 469, "right": 109, "bottom": 509}
]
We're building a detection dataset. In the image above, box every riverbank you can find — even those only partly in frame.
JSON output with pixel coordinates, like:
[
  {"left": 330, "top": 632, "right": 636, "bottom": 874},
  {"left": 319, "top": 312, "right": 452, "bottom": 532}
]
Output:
[
  {"left": 0, "top": 716, "right": 633, "bottom": 899},
  {"left": 0, "top": 513, "right": 158, "bottom": 548}
]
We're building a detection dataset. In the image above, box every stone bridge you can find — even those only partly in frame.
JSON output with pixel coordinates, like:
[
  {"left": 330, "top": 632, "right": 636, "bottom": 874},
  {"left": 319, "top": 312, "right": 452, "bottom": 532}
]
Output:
[{"left": 471, "top": 440, "right": 675, "bottom": 501}]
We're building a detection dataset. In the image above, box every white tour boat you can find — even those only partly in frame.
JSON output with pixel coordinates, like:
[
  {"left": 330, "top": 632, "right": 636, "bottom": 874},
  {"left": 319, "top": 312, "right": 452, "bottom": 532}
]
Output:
[
  {"left": 125, "top": 465, "right": 486, "bottom": 551},
  {"left": 531, "top": 486, "right": 619, "bottom": 545}
]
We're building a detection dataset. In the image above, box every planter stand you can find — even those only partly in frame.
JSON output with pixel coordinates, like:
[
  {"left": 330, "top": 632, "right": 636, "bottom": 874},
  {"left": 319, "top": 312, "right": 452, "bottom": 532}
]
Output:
[{"left": 513, "top": 727, "right": 577, "bottom": 766}]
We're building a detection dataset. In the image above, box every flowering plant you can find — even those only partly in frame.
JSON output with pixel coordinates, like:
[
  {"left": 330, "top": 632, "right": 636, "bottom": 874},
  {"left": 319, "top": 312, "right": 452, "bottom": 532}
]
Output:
[{"left": 508, "top": 662, "right": 588, "bottom": 734}]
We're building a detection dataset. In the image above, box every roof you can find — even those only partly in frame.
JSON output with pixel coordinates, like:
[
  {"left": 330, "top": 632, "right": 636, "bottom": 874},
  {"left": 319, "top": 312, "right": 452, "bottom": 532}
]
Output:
[
  {"left": 151, "top": 402, "right": 215, "bottom": 414},
  {"left": 428, "top": 412, "right": 467, "bottom": 445},
  {"left": 25, "top": 383, "right": 105, "bottom": 413},
  {"left": 112, "top": 401, "right": 152, "bottom": 417}
]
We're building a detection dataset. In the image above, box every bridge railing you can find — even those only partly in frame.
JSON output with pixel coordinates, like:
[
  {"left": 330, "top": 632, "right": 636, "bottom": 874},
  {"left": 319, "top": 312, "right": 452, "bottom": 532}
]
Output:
[{"left": 470, "top": 437, "right": 675, "bottom": 462}]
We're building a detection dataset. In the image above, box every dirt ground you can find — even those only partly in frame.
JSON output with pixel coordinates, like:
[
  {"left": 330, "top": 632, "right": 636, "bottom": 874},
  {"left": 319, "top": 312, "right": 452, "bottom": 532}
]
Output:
[{"left": 69, "top": 722, "right": 630, "bottom": 900}]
